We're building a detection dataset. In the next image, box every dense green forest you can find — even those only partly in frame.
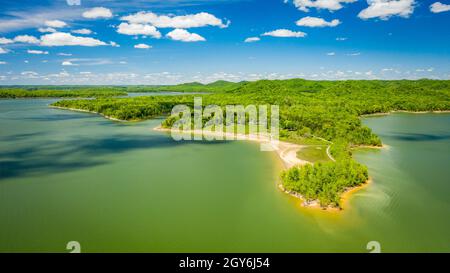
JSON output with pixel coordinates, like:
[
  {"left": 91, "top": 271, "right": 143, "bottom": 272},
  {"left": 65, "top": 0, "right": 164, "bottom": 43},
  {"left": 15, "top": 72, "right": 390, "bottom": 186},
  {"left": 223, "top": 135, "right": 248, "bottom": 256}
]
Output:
[
  {"left": 282, "top": 160, "right": 368, "bottom": 207},
  {"left": 0, "top": 89, "right": 127, "bottom": 98},
  {"left": 134, "top": 80, "right": 245, "bottom": 92},
  {"left": 51, "top": 79, "right": 450, "bottom": 208}
]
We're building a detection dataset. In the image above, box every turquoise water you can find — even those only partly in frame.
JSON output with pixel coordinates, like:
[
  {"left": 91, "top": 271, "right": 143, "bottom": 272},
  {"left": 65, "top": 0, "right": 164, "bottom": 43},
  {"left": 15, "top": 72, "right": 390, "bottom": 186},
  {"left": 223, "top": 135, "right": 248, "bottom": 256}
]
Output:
[{"left": 0, "top": 99, "right": 449, "bottom": 252}]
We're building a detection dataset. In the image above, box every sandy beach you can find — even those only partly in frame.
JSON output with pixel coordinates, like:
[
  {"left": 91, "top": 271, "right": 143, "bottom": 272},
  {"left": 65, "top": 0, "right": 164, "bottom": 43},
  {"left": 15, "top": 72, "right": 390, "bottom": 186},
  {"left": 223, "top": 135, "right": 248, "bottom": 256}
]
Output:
[
  {"left": 154, "top": 126, "right": 310, "bottom": 169},
  {"left": 50, "top": 105, "right": 129, "bottom": 122}
]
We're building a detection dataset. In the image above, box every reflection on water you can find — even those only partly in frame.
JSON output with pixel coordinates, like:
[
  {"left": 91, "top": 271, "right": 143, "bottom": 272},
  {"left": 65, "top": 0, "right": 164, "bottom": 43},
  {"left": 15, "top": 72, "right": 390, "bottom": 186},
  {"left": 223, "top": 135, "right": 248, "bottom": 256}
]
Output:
[{"left": 384, "top": 132, "right": 450, "bottom": 142}]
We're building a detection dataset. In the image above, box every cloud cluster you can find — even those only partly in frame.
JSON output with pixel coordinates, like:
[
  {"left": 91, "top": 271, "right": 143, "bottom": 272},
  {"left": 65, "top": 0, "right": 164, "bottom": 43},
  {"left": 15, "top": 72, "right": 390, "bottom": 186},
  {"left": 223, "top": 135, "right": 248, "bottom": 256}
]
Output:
[
  {"left": 14, "top": 35, "right": 40, "bottom": 44},
  {"left": 1, "top": 31, "right": 113, "bottom": 49},
  {"left": 120, "top": 11, "right": 229, "bottom": 28},
  {"left": 117, "top": 23, "right": 161, "bottom": 38},
  {"left": 244, "top": 37, "right": 260, "bottom": 43},
  {"left": 82, "top": 7, "right": 113, "bottom": 19},
  {"left": 430, "top": 2, "right": 450, "bottom": 13},
  {"left": 166, "top": 29, "right": 206, "bottom": 42},
  {"left": 72, "top": 29, "right": 93, "bottom": 35},
  {"left": 66, "top": 0, "right": 81, "bottom": 6},
  {"left": 0, "top": 37, "right": 14, "bottom": 44},
  {"left": 40, "top": 32, "right": 107, "bottom": 47},
  {"left": 116, "top": 11, "right": 228, "bottom": 42},
  {"left": 62, "top": 61, "right": 76, "bottom": 66},
  {"left": 293, "top": 0, "right": 357, "bottom": 12},
  {"left": 134, "top": 43, "right": 151, "bottom": 49},
  {"left": 45, "top": 20, "right": 67, "bottom": 28},
  {"left": 358, "top": 0, "right": 415, "bottom": 20},
  {"left": 38, "top": 27, "right": 57, "bottom": 33},
  {"left": 262, "top": 29, "right": 306, "bottom": 38},
  {"left": 296, "top": 17, "right": 340, "bottom": 27},
  {"left": 27, "top": 50, "right": 48, "bottom": 55}
]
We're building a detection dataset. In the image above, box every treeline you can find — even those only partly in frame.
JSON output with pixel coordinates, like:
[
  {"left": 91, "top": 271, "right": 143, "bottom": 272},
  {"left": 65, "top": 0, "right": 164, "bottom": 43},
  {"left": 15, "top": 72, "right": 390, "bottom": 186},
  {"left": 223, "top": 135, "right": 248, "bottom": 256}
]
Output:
[
  {"left": 52, "top": 95, "right": 194, "bottom": 120},
  {"left": 50, "top": 79, "right": 450, "bottom": 207},
  {"left": 0, "top": 80, "right": 243, "bottom": 94},
  {"left": 0, "top": 89, "right": 127, "bottom": 98},
  {"left": 126, "top": 80, "right": 245, "bottom": 93}
]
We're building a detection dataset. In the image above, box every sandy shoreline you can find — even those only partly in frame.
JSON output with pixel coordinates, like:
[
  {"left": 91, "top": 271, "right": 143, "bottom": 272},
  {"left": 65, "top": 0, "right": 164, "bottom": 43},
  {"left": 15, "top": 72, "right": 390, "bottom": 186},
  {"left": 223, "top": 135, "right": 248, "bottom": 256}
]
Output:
[
  {"left": 279, "top": 178, "right": 372, "bottom": 211},
  {"left": 361, "top": 110, "right": 450, "bottom": 117},
  {"left": 154, "top": 126, "right": 309, "bottom": 169},
  {"left": 50, "top": 106, "right": 129, "bottom": 122}
]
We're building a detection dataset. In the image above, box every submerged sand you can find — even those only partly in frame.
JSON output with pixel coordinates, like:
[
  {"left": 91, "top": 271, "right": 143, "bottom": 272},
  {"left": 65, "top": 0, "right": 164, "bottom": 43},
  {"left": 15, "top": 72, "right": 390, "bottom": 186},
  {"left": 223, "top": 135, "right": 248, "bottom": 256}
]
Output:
[{"left": 153, "top": 126, "right": 309, "bottom": 169}]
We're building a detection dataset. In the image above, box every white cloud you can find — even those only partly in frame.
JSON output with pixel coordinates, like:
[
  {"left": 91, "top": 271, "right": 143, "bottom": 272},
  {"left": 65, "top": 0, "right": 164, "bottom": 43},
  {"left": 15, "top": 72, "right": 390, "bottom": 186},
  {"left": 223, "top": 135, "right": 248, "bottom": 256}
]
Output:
[
  {"left": 21, "top": 71, "right": 39, "bottom": 76},
  {"left": 326, "top": 52, "right": 336, "bottom": 56},
  {"left": 358, "top": 0, "right": 415, "bottom": 20},
  {"left": 14, "top": 35, "right": 40, "bottom": 44},
  {"left": 134, "top": 43, "right": 151, "bottom": 49},
  {"left": 336, "top": 37, "right": 348, "bottom": 41},
  {"left": 347, "top": 52, "right": 361, "bottom": 56},
  {"left": 40, "top": 32, "right": 108, "bottom": 47},
  {"left": 166, "top": 29, "right": 206, "bottom": 42},
  {"left": 244, "top": 37, "right": 260, "bottom": 43},
  {"left": 38, "top": 27, "right": 57, "bottom": 33},
  {"left": 0, "top": 8, "right": 81, "bottom": 33},
  {"left": 61, "top": 58, "right": 113, "bottom": 66},
  {"left": 262, "top": 29, "right": 307, "bottom": 38},
  {"left": 296, "top": 17, "right": 341, "bottom": 27},
  {"left": 62, "top": 61, "right": 77, "bottom": 66},
  {"left": 121, "top": 11, "right": 229, "bottom": 28},
  {"left": 27, "top": 50, "right": 49, "bottom": 55},
  {"left": 72, "top": 29, "right": 93, "bottom": 35},
  {"left": 416, "top": 67, "right": 434, "bottom": 72},
  {"left": 58, "top": 53, "right": 72, "bottom": 56},
  {"left": 66, "top": 0, "right": 81, "bottom": 6},
  {"left": 0, "top": 37, "right": 14, "bottom": 44},
  {"left": 0, "top": 61, "right": 6, "bottom": 64},
  {"left": 82, "top": 7, "right": 113, "bottom": 19},
  {"left": 109, "top": 41, "right": 120, "bottom": 47},
  {"left": 45, "top": 20, "right": 67, "bottom": 28},
  {"left": 430, "top": 2, "right": 450, "bottom": 13},
  {"left": 0, "top": 47, "right": 8, "bottom": 54},
  {"left": 293, "top": 0, "right": 357, "bottom": 12},
  {"left": 117, "top": 23, "right": 161, "bottom": 38}
]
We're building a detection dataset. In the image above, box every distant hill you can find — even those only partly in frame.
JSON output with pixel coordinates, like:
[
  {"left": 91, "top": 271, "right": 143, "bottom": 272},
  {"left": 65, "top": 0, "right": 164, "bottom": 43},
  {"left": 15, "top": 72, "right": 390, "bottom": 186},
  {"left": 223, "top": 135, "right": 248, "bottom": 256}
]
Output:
[
  {"left": 0, "top": 81, "right": 244, "bottom": 93},
  {"left": 132, "top": 80, "right": 244, "bottom": 92}
]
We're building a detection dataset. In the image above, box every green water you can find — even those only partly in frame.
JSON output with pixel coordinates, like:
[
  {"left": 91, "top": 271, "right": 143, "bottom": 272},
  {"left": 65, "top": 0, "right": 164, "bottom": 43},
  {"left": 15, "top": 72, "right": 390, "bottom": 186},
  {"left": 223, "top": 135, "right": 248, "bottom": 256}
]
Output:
[{"left": 0, "top": 99, "right": 449, "bottom": 252}]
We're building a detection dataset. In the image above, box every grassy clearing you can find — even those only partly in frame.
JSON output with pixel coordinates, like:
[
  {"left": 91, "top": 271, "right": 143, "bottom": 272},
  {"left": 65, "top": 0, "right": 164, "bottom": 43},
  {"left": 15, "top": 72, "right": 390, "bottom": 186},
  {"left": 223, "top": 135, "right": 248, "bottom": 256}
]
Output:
[{"left": 296, "top": 145, "right": 331, "bottom": 163}]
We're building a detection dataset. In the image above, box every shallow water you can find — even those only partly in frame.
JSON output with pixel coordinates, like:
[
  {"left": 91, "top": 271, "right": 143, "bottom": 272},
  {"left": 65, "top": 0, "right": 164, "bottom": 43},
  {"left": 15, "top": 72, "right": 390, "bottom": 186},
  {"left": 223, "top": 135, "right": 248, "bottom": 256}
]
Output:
[{"left": 0, "top": 100, "right": 449, "bottom": 252}]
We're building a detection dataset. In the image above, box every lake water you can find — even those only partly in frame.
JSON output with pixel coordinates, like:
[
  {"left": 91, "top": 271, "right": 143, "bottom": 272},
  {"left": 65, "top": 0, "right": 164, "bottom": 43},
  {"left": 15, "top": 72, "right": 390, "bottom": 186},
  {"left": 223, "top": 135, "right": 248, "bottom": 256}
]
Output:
[{"left": 0, "top": 99, "right": 449, "bottom": 252}]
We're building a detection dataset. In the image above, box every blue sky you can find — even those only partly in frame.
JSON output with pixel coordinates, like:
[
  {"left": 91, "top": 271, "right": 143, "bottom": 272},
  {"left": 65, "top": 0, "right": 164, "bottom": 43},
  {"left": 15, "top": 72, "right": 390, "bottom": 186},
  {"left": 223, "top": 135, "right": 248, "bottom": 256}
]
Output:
[{"left": 0, "top": 0, "right": 449, "bottom": 85}]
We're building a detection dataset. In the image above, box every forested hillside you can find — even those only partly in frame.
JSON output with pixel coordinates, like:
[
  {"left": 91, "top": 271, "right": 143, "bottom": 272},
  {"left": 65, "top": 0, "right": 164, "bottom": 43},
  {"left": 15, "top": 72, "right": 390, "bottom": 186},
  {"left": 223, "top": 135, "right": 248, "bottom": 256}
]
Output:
[{"left": 0, "top": 89, "right": 127, "bottom": 98}]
